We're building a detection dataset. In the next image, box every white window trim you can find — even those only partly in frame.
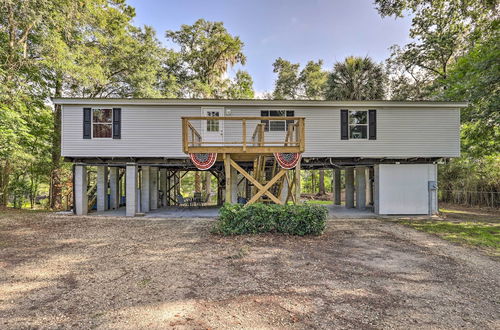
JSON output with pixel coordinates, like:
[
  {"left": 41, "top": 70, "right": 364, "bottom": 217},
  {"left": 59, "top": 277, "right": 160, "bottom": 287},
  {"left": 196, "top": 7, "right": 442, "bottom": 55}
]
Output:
[
  {"left": 348, "top": 110, "right": 369, "bottom": 140},
  {"left": 206, "top": 111, "right": 220, "bottom": 132},
  {"left": 261, "top": 109, "right": 294, "bottom": 132},
  {"left": 91, "top": 108, "right": 113, "bottom": 139}
]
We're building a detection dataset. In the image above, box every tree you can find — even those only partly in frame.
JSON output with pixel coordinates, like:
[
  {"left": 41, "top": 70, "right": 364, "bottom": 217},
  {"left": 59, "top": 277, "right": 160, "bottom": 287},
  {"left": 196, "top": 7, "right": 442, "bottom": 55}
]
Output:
[
  {"left": 299, "top": 60, "right": 328, "bottom": 100},
  {"left": 318, "top": 170, "right": 326, "bottom": 195},
  {"left": 437, "top": 34, "right": 500, "bottom": 158},
  {"left": 386, "top": 50, "right": 433, "bottom": 100},
  {"left": 272, "top": 58, "right": 301, "bottom": 99},
  {"left": 374, "top": 0, "right": 499, "bottom": 99},
  {"left": 325, "top": 56, "right": 386, "bottom": 100},
  {"left": 299, "top": 60, "right": 329, "bottom": 192},
  {"left": 271, "top": 58, "right": 328, "bottom": 192},
  {"left": 44, "top": 0, "right": 153, "bottom": 209},
  {"left": 225, "top": 70, "right": 255, "bottom": 99},
  {"left": 0, "top": 0, "right": 65, "bottom": 206},
  {"left": 166, "top": 19, "right": 246, "bottom": 98},
  {"left": 0, "top": 0, "right": 169, "bottom": 209},
  {"left": 375, "top": 0, "right": 500, "bottom": 207}
]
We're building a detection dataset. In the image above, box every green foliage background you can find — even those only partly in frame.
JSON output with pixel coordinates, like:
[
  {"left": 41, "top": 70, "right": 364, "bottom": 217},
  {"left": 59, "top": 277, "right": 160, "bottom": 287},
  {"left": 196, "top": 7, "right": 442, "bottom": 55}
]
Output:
[{"left": 1, "top": 0, "right": 498, "bottom": 209}]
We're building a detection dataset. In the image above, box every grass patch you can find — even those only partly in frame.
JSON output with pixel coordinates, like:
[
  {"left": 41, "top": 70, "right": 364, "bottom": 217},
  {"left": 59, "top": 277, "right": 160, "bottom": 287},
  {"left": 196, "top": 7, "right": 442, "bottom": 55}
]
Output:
[
  {"left": 138, "top": 278, "right": 152, "bottom": 287},
  {"left": 400, "top": 220, "right": 500, "bottom": 255},
  {"left": 304, "top": 200, "right": 332, "bottom": 205}
]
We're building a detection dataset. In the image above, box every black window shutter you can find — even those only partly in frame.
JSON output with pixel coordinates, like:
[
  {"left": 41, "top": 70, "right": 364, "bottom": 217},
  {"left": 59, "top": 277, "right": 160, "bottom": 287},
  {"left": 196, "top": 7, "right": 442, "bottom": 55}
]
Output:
[
  {"left": 83, "top": 108, "right": 91, "bottom": 139},
  {"left": 369, "top": 109, "right": 377, "bottom": 140},
  {"left": 340, "top": 109, "right": 348, "bottom": 140},
  {"left": 113, "top": 108, "right": 121, "bottom": 139}
]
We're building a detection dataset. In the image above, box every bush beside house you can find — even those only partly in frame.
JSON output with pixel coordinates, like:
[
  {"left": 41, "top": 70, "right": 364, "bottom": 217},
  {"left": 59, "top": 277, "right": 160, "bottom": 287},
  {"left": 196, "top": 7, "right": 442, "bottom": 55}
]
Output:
[{"left": 213, "top": 203, "right": 328, "bottom": 236}]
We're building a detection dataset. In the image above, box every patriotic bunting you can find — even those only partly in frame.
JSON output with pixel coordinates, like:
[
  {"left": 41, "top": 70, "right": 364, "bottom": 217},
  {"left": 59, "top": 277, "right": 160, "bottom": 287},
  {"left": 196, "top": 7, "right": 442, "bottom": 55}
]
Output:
[
  {"left": 189, "top": 153, "right": 217, "bottom": 170},
  {"left": 273, "top": 153, "right": 301, "bottom": 169}
]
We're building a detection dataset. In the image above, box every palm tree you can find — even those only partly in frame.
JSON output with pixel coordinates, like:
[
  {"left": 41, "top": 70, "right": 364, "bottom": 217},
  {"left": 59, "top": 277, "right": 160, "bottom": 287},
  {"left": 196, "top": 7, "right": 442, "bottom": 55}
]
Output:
[{"left": 325, "top": 56, "right": 386, "bottom": 100}]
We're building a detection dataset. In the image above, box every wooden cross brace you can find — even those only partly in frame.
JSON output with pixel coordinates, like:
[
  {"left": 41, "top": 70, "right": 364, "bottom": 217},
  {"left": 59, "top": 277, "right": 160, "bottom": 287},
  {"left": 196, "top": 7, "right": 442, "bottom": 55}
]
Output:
[
  {"left": 284, "top": 171, "right": 296, "bottom": 204},
  {"left": 229, "top": 159, "right": 286, "bottom": 206}
]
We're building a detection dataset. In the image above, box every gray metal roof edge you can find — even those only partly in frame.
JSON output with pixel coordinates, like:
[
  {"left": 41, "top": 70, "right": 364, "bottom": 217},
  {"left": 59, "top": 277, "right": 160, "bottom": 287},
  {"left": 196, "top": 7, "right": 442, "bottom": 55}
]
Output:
[{"left": 51, "top": 97, "right": 468, "bottom": 108}]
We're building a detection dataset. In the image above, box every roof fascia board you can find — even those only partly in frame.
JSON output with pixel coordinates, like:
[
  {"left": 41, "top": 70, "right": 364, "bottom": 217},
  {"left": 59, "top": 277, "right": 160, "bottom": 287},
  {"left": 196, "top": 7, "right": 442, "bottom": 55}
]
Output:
[{"left": 52, "top": 98, "right": 468, "bottom": 108}]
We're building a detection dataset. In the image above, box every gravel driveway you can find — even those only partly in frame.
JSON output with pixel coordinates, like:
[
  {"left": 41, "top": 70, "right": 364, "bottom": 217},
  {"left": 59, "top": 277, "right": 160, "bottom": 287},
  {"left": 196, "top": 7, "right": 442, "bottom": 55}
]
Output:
[{"left": 0, "top": 212, "right": 498, "bottom": 329}]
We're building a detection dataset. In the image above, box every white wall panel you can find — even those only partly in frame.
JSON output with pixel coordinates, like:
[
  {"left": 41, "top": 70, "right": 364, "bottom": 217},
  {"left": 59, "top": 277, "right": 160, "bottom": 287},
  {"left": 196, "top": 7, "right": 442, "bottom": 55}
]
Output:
[{"left": 376, "top": 164, "right": 437, "bottom": 215}]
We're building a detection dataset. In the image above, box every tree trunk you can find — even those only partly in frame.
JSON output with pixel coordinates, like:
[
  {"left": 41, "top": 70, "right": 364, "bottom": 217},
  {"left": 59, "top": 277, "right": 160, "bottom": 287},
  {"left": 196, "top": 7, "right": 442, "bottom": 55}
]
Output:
[
  {"left": 29, "top": 173, "right": 36, "bottom": 209},
  {"left": 0, "top": 160, "right": 10, "bottom": 206},
  {"left": 194, "top": 172, "right": 201, "bottom": 193},
  {"left": 319, "top": 169, "right": 325, "bottom": 195},
  {"left": 50, "top": 75, "right": 63, "bottom": 210},
  {"left": 311, "top": 170, "right": 316, "bottom": 194},
  {"left": 204, "top": 172, "right": 211, "bottom": 194}
]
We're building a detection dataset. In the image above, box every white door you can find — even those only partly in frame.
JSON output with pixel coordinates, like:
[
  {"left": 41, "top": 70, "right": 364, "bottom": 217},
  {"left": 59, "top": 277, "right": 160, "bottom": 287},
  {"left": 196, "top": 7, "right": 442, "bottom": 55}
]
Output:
[{"left": 202, "top": 107, "right": 224, "bottom": 144}]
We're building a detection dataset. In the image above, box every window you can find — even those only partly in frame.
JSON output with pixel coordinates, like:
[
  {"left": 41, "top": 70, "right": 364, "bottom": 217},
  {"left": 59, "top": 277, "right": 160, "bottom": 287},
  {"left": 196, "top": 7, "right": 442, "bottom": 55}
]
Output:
[
  {"left": 92, "top": 109, "right": 113, "bottom": 138},
  {"left": 261, "top": 110, "right": 294, "bottom": 131},
  {"left": 349, "top": 110, "right": 368, "bottom": 139},
  {"left": 206, "top": 111, "right": 220, "bottom": 132}
]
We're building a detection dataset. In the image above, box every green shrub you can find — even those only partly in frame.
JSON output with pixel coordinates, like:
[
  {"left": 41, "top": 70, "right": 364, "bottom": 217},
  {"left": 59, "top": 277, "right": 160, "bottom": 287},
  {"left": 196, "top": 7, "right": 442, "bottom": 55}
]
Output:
[{"left": 213, "top": 203, "right": 328, "bottom": 236}]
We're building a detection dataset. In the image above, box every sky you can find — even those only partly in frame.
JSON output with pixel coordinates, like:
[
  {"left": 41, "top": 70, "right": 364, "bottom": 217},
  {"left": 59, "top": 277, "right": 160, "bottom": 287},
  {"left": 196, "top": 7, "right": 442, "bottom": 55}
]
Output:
[{"left": 127, "top": 0, "right": 413, "bottom": 95}]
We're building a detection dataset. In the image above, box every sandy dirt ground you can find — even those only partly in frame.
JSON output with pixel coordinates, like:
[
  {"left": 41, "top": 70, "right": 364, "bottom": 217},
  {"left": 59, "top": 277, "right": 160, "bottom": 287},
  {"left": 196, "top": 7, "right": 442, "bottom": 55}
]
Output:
[{"left": 0, "top": 211, "right": 499, "bottom": 329}]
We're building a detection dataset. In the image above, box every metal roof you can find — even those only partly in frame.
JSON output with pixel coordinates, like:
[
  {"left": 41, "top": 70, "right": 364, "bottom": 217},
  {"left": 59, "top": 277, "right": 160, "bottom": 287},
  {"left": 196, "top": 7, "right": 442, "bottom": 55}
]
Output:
[{"left": 52, "top": 97, "right": 468, "bottom": 108}]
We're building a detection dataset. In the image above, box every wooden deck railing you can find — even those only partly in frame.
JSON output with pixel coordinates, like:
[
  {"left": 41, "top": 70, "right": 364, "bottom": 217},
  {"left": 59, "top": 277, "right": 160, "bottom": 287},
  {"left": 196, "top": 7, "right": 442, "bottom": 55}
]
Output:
[{"left": 181, "top": 116, "right": 305, "bottom": 154}]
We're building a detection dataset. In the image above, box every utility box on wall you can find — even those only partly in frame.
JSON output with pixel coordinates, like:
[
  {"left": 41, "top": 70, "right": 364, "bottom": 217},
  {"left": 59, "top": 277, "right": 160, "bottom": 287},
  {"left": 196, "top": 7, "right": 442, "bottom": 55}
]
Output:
[
  {"left": 428, "top": 180, "right": 438, "bottom": 215},
  {"left": 374, "top": 164, "right": 438, "bottom": 215}
]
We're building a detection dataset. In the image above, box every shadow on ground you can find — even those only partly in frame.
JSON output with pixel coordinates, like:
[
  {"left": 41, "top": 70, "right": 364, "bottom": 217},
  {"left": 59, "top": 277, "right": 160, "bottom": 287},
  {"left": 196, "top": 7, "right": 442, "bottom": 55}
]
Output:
[{"left": 0, "top": 211, "right": 498, "bottom": 329}]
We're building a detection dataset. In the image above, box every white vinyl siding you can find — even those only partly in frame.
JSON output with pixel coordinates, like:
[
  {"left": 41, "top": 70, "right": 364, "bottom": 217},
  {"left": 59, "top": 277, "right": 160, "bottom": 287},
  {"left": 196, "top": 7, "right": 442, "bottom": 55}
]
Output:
[
  {"left": 224, "top": 106, "right": 460, "bottom": 158},
  {"left": 61, "top": 104, "right": 460, "bottom": 158},
  {"left": 62, "top": 105, "right": 200, "bottom": 158}
]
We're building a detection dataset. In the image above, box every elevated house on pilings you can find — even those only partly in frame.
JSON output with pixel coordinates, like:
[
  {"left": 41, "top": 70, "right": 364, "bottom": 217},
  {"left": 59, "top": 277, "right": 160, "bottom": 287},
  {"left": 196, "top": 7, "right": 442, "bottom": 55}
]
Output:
[{"left": 53, "top": 98, "right": 466, "bottom": 217}]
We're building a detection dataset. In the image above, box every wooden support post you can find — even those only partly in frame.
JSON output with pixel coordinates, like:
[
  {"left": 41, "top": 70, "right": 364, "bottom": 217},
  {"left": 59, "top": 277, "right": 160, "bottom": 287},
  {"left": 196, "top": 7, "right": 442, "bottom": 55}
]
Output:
[
  {"left": 287, "top": 172, "right": 296, "bottom": 204},
  {"left": 300, "top": 119, "right": 305, "bottom": 152},
  {"left": 182, "top": 118, "right": 188, "bottom": 153},
  {"left": 259, "top": 124, "right": 264, "bottom": 146},
  {"left": 217, "top": 174, "right": 224, "bottom": 206},
  {"left": 231, "top": 167, "right": 238, "bottom": 203},
  {"left": 295, "top": 159, "right": 301, "bottom": 204},
  {"left": 224, "top": 154, "right": 231, "bottom": 204}
]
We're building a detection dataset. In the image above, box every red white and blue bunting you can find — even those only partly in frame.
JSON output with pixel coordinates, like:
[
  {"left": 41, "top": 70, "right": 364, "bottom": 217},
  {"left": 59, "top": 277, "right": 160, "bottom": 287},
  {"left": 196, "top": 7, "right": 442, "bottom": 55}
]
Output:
[
  {"left": 274, "top": 152, "right": 301, "bottom": 169},
  {"left": 189, "top": 153, "right": 217, "bottom": 170}
]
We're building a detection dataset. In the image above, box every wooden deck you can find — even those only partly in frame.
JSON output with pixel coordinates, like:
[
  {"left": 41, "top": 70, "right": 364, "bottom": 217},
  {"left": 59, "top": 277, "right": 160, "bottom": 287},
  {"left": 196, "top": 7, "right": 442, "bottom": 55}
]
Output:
[
  {"left": 181, "top": 116, "right": 305, "bottom": 205},
  {"left": 181, "top": 116, "right": 305, "bottom": 154}
]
